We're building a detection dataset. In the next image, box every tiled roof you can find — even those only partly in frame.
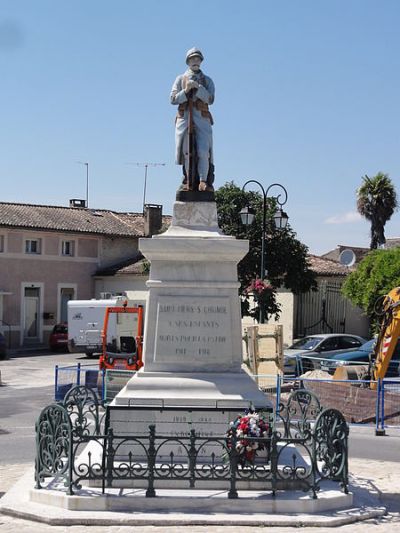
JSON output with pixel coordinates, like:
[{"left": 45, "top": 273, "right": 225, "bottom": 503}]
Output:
[
  {"left": 96, "top": 255, "right": 148, "bottom": 276},
  {"left": 321, "top": 245, "right": 369, "bottom": 264},
  {"left": 308, "top": 254, "right": 353, "bottom": 276},
  {"left": 0, "top": 201, "right": 170, "bottom": 237},
  {"left": 98, "top": 253, "right": 352, "bottom": 279}
]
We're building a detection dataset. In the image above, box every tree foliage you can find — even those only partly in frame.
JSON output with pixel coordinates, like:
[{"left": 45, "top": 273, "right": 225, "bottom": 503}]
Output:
[
  {"left": 215, "top": 181, "right": 316, "bottom": 321},
  {"left": 356, "top": 172, "right": 398, "bottom": 249},
  {"left": 342, "top": 248, "right": 400, "bottom": 328}
]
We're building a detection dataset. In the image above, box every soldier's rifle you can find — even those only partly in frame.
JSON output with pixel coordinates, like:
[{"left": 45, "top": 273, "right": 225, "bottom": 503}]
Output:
[{"left": 187, "top": 88, "right": 196, "bottom": 190}]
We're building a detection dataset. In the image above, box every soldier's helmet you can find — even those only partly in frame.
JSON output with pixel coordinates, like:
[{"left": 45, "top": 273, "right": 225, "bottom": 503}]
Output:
[{"left": 186, "top": 47, "right": 204, "bottom": 64}]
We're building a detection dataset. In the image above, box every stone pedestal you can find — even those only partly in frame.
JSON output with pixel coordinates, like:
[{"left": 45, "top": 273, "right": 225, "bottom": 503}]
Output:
[{"left": 111, "top": 201, "right": 272, "bottom": 447}]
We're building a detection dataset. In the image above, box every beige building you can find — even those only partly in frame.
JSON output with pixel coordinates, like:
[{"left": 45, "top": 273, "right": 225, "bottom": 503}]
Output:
[{"left": 0, "top": 201, "right": 167, "bottom": 348}]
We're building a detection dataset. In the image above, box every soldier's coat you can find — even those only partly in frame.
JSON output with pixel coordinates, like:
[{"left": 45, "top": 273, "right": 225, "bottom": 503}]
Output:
[{"left": 170, "top": 68, "right": 215, "bottom": 173}]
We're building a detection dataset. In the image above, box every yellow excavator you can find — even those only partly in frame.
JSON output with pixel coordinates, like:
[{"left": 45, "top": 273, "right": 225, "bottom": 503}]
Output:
[{"left": 334, "top": 287, "right": 400, "bottom": 389}]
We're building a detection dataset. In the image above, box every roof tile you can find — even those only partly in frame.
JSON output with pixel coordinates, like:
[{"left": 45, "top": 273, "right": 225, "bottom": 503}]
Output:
[{"left": 0, "top": 201, "right": 170, "bottom": 237}]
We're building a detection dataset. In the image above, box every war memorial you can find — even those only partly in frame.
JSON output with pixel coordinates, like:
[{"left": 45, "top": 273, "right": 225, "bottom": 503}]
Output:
[{"left": 0, "top": 48, "right": 385, "bottom": 527}]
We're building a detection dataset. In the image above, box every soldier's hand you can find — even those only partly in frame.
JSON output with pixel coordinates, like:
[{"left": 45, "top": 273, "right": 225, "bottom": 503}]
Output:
[{"left": 185, "top": 80, "right": 199, "bottom": 93}]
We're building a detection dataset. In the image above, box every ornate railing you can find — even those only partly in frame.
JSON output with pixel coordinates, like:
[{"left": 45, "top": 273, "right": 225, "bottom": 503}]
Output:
[
  {"left": 34, "top": 386, "right": 348, "bottom": 499},
  {"left": 276, "top": 388, "right": 323, "bottom": 441}
]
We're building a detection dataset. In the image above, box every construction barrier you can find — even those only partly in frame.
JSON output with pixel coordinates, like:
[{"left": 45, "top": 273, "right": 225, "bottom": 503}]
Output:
[
  {"left": 54, "top": 364, "right": 135, "bottom": 404},
  {"left": 252, "top": 373, "right": 399, "bottom": 434}
]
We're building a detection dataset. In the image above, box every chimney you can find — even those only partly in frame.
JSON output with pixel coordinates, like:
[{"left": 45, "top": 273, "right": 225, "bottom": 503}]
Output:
[
  {"left": 144, "top": 204, "right": 162, "bottom": 236},
  {"left": 69, "top": 199, "right": 87, "bottom": 208}
]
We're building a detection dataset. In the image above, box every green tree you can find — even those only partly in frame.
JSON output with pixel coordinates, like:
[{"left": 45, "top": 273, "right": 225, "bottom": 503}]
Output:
[
  {"left": 215, "top": 181, "right": 316, "bottom": 322},
  {"left": 356, "top": 173, "right": 398, "bottom": 249},
  {"left": 342, "top": 248, "right": 400, "bottom": 330}
]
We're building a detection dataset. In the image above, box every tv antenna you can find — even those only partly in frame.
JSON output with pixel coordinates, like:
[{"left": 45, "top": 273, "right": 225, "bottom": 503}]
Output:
[
  {"left": 76, "top": 161, "right": 89, "bottom": 207},
  {"left": 126, "top": 162, "right": 166, "bottom": 213}
]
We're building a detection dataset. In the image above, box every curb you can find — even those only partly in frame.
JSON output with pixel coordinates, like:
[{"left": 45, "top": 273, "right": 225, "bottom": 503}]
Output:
[
  {"left": 0, "top": 504, "right": 387, "bottom": 527},
  {"left": 0, "top": 468, "right": 388, "bottom": 528}
]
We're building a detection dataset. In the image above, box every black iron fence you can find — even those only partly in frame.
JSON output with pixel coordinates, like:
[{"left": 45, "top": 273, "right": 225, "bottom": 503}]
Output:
[{"left": 35, "top": 385, "right": 349, "bottom": 499}]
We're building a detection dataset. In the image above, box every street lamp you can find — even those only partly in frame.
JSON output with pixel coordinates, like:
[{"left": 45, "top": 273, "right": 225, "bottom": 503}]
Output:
[{"left": 240, "top": 180, "right": 288, "bottom": 323}]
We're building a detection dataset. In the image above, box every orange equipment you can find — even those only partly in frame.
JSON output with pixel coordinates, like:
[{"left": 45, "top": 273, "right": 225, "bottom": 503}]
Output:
[
  {"left": 369, "top": 287, "right": 400, "bottom": 389},
  {"left": 99, "top": 305, "right": 143, "bottom": 371},
  {"left": 333, "top": 287, "right": 400, "bottom": 387}
]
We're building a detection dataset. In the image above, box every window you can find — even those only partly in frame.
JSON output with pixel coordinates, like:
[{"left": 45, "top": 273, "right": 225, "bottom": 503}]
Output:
[
  {"left": 0, "top": 235, "right": 4, "bottom": 252},
  {"left": 339, "top": 336, "right": 362, "bottom": 349},
  {"left": 25, "top": 239, "right": 41, "bottom": 254},
  {"left": 62, "top": 240, "right": 75, "bottom": 256},
  {"left": 319, "top": 337, "right": 340, "bottom": 351}
]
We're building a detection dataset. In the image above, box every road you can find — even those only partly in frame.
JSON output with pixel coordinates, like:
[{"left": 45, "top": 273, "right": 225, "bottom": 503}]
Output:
[
  {"left": 1, "top": 350, "right": 400, "bottom": 531},
  {"left": 1, "top": 349, "right": 400, "bottom": 466},
  {"left": 0, "top": 350, "right": 93, "bottom": 465}
]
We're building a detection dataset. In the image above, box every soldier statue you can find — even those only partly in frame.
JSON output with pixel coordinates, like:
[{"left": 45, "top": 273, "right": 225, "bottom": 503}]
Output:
[{"left": 170, "top": 47, "right": 215, "bottom": 193}]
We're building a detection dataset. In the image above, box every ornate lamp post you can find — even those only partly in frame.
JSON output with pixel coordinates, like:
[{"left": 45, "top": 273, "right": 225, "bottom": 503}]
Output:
[{"left": 240, "top": 181, "right": 289, "bottom": 323}]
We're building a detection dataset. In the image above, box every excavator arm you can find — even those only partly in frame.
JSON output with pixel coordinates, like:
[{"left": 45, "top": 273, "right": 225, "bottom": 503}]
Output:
[{"left": 372, "top": 287, "right": 400, "bottom": 385}]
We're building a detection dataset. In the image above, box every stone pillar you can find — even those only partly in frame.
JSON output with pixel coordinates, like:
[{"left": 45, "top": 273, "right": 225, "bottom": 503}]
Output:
[{"left": 113, "top": 201, "right": 272, "bottom": 412}]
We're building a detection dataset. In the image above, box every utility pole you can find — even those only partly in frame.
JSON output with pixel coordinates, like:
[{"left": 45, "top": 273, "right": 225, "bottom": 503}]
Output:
[
  {"left": 126, "top": 162, "right": 166, "bottom": 213},
  {"left": 76, "top": 161, "right": 89, "bottom": 207}
]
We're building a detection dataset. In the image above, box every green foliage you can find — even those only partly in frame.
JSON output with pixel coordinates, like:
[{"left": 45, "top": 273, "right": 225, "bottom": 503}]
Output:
[
  {"left": 356, "top": 172, "right": 398, "bottom": 249},
  {"left": 342, "top": 248, "right": 400, "bottom": 327},
  {"left": 215, "top": 181, "right": 316, "bottom": 322}
]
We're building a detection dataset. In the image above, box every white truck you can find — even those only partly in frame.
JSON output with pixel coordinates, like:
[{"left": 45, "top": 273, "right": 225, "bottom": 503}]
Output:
[{"left": 67, "top": 294, "right": 146, "bottom": 356}]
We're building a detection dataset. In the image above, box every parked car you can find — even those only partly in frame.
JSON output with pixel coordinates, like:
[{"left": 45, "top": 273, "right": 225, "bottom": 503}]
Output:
[
  {"left": 320, "top": 338, "right": 400, "bottom": 377},
  {"left": 49, "top": 323, "right": 68, "bottom": 351},
  {"left": 0, "top": 332, "right": 7, "bottom": 359},
  {"left": 283, "top": 333, "right": 367, "bottom": 375}
]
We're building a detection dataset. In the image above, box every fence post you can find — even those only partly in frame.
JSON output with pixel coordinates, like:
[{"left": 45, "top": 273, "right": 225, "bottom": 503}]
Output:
[
  {"left": 189, "top": 429, "right": 197, "bottom": 488},
  {"left": 105, "top": 427, "right": 114, "bottom": 488},
  {"left": 77, "top": 362, "right": 81, "bottom": 386},
  {"left": 54, "top": 365, "right": 59, "bottom": 401},
  {"left": 146, "top": 425, "right": 156, "bottom": 497},
  {"left": 275, "top": 374, "right": 281, "bottom": 420},
  {"left": 102, "top": 369, "right": 106, "bottom": 403},
  {"left": 381, "top": 378, "right": 386, "bottom": 435},
  {"left": 375, "top": 378, "right": 386, "bottom": 436},
  {"left": 228, "top": 427, "right": 238, "bottom": 499}
]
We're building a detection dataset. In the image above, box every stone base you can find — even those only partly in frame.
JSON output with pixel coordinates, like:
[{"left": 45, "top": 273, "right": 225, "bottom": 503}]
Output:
[
  {"left": 1, "top": 468, "right": 385, "bottom": 527},
  {"left": 110, "top": 370, "right": 273, "bottom": 461},
  {"left": 29, "top": 484, "right": 353, "bottom": 515},
  {"left": 176, "top": 190, "right": 215, "bottom": 202},
  {"left": 113, "top": 370, "right": 272, "bottom": 409}
]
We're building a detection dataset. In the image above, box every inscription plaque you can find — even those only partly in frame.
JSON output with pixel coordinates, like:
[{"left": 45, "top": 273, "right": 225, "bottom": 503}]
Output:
[{"left": 154, "top": 296, "right": 232, "bottom": 363}]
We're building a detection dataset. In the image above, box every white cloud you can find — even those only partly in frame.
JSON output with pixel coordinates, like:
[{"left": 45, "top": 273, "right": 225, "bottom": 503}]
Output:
[{"left": 324, "top": 211, "right": 362, "bottom": 224}]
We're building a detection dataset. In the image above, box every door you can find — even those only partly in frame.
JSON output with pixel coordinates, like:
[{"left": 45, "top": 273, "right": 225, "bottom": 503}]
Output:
[
  {"left": 60, "top": 288, "right": 75, "bottom": 323},
  {"left": 24, "top": 287, "right": 40, "bottom": 340}
]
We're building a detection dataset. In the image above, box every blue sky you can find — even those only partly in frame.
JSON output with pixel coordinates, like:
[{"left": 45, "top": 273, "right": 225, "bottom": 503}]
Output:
[{"left": 1, "top": 0, "right": 399, "bottom": 254}]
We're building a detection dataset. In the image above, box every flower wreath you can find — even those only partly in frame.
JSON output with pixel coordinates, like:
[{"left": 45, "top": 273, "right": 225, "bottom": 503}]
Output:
[{"left": 226, "top": 410, "right": 270, "bottom": 466}]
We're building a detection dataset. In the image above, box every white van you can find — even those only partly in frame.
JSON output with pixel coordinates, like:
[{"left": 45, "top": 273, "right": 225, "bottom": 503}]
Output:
[{"left": 67, "top": 297, "right": 126, "bottom": 356}]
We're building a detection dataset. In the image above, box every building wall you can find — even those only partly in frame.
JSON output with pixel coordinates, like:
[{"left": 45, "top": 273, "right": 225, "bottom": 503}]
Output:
[
  {"left": 0, "top": 228, "right": 137, "bottom": 348},
  {"left": 94, "top": 275, "right": 148, "bottom": 298},
  {"left": 98, "top": 236, "right": 140, "bottom": 268},
  {"left": 270, "top": 289, "right": 295, "bottom": 347}
]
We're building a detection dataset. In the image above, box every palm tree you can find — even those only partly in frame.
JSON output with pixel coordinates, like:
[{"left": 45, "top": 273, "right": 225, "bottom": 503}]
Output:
[{"left": 357, "top": 173, "right": 398, "bottom": 249}]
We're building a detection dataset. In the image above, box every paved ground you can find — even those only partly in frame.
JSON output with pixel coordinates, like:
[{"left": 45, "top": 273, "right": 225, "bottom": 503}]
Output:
[{"left": 1, "top": 350, "right": 400, "bottom": 531}]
